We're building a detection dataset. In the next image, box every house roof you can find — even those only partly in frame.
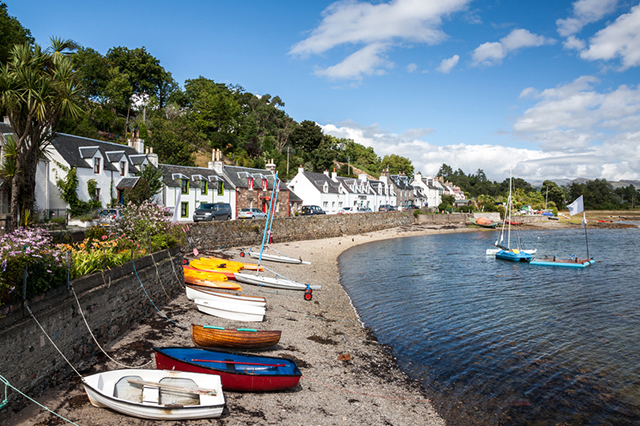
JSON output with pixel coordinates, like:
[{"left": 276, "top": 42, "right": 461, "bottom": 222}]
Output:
[
  {"left": 222, "top": 165, "right": 291, "bottom": 192},
  {"left": 159, "top": 164, "right": 232, "bottom": 189},
  {"left": 300, "top": 171, "right": 341, "bottom": 194},
  {"left": 116, "top": 177, "right": 140, "bottom": 189}
]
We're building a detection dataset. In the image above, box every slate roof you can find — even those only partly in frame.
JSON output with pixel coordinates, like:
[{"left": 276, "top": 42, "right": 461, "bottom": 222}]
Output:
[
  {"left": 159, "top": 164, "right": 232, "bottom": 189},
  {"left": 116, "top": 177, "right": 140, "bottom": 189},
  {"left": 300, "top": 171, "right": 341, "bottom": 194},
  {"left": 222, "top": 165, "right": 291, "bottom": 192}
]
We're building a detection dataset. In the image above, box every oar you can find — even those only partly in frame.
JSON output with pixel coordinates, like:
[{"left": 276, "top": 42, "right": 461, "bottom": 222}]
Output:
[
  {"left": 127, "top": 379, "right": 217, "bottom": 396},
  {"left": 191, "top": 359, "right": 285, "bottom": 367}
]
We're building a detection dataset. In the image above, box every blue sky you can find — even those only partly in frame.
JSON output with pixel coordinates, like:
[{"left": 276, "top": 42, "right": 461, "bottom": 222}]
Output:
[{"left": 7, "top": 0, "right": 640, "bottom": 182}]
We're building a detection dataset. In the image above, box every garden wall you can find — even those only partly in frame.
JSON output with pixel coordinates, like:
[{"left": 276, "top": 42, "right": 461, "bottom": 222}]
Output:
[
  {"left": 188, "top": 211, "right": 417, "bottom": 249},
  {"left": 0, "top": 247, "right": 183, "bottom": 412}
]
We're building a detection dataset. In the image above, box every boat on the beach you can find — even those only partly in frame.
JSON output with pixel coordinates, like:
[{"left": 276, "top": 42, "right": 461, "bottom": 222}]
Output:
[
  {"left": 185, "top": 284, "right": 266, "bottom": 307},
  {"left": 191, "top": 324, "right": 281, "bottom": 349},
  {"left": 194, "top": 298, "right": 265, "bottom": 322},
  {"left": 154, "top": 347, "right": 301, "bottom": 392},
  {"left": 184, "top": 264, "right": 237, "bottom": 280},
  {"left": 205, "top": 256, "right": 264, "bottom": 270},
  {"left": 183, "top": 265, "right": 229, "bottom": 281},
  {"left": 82, "top": 369, "right": 225, "bottom": 420},
  {"left": 234, "top": 271, "right": 321, "bottom": 291},
  {"left": 470, "top": 217, "right": 498, "bottom": 228},
  {"left": 248, "top": 250, "right": 311, "bottom": 264},
  {"left": 529, "top": 256, "right": 596, "bottom": 268}
]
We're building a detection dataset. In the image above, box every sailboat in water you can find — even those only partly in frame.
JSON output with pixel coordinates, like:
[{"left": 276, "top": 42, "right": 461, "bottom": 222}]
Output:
[{"left": 494, "top": 171, "right": 533, "bottom": 262}]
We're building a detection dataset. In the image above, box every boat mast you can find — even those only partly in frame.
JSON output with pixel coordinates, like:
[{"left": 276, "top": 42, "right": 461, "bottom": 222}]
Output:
[{"left": 507, "top": 170, "right": 512, "bottom": 250}]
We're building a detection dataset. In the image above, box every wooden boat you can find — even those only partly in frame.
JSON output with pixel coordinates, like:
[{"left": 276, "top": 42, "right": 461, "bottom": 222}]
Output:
[
  {"left": 154, "top": 347, "right": 301, "bottom": 392},
  {"left": 530, "top": 256, "right": 595, "bottom": 268},
  {"left": 191, "top": 324, "right": 281, "bottom": 349},
  {"left": 248, "top": 251, "right": 311, "bottom": 265},
  {"left": 184, "top": 276, "right": 242, "bottom": 291},
  {"left": 234, "top": 272, "right": 321, "bottom": 291},
  {"left": 185, "top": 284, "right": 266, "bottom": 307},
  {"left": 194, "top": 298, "right": 265, "bottom": 322},
  {"left": 470, "top": 217, "right": 497, "bottom": 228},
  {"left": 82, "top": 369, "right": 225, "bottom": 420}
]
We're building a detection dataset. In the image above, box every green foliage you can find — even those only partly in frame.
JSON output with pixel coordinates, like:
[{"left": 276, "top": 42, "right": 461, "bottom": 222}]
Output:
[
  {"left": 124, "top": 178, "right": 152, "bottom": 205},
  {"left": 0, "top": 3, "right": 34, "bottom": 65},
  {"left": 112, "top": 201, "right": 184, "bottom": 250},
  {"left": 380, "top": 154, "right": 414, "bottom": 175},
  {"left": 54, "top": 164, "right": 101, "bottom": 217}
]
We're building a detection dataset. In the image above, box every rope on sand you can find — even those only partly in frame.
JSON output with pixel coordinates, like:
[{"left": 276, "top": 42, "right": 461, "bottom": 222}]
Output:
[{"left": 301, "top": 375, "right": 431, "bottom": 403}]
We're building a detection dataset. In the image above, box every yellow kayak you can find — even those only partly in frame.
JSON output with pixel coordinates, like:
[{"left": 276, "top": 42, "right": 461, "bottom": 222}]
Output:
[
  {"left": 206, "top": 257, "right": 265, "bottom": 271},
  {"left": 184, "top": 266, "right": 228, "bottom": 281},
  {"left": 192, "top": 258, "right": 243, "bottom": 272}
]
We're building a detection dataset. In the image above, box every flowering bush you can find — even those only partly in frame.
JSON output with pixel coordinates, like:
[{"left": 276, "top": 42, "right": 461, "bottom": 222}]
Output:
[
  {"left": 0, "top": 227, "right": 66, "bottom": 305},
  {"left": 111, "top": 201, "right": 184, "bottom": 251}
]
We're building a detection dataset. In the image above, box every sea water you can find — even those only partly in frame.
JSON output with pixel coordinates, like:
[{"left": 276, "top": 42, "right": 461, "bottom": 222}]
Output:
[{"left": 338, "top": 227, "right": 640, "bottom": 425}]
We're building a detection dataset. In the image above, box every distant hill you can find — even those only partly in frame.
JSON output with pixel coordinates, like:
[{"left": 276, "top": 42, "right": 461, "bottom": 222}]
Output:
[{"left": 530, "top": 178, "right": 640, "bottom": 189}]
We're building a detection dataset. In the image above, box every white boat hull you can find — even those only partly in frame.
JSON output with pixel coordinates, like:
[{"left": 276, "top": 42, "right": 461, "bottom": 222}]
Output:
[
  {"left": 486, "top": 248, "right": 537, "bottom": 255},
  {"left": 234, "top": 272, "right": 321, "bottom": 291},
  {"left": 82, "top": 369, "right": 224, "bottom": 420},
  {"left": 194, "top": 298, "right": 265, "bottom": 322},
  {"left": 185, "top": 285, "right": 267, "bottom": 307},
  {"left": 248, "top": 251, "right": 311, "bottom": 265}
]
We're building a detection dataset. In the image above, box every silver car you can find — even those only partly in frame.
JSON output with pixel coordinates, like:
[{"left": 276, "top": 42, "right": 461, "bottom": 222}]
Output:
[{"left": 238, "top": 208, "right": 268, "bottom": 219}]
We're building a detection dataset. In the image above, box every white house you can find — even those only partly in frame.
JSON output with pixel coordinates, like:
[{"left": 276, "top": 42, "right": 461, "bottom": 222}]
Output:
[{"left": 410, "top": 173, "right": 442, "bottom": 209}]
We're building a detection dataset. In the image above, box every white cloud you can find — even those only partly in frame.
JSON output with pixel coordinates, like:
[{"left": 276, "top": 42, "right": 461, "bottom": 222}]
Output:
[
  {"left": 437, "top": 54, "right": 459, "bottom": 73},
  {"left": 472, "top": 29, "right": 553, "bottom": 66},
  {"left": 406, "top": 63, "right": 418, "bottom": 73},
  {"left": 563, "top": 35, "right": 586, "bottom": 50},
  {"left": 557, "top": 0, "right": 618, "bottom": 37},
  {"left": 315, "top": 43, "right": 393, "bottom": 80},
  {"left": 290, "top": 0, "right": 471, "bottom": 80},
  {"left": 580, "top": 4, "right": 640, "bottom": 70}
]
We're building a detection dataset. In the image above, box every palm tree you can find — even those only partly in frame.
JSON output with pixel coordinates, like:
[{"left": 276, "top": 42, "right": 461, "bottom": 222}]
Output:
[{"left": 0, "top": 37, "right": 83, "bottom": 228}]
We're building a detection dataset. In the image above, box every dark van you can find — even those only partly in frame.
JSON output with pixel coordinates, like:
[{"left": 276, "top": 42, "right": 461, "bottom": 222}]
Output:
[
  {"left": 300, "top": 205, "right": 325, "bottom": 216},
  {"left": 193, "top": 202, "right": 232, "bottom": 222}
]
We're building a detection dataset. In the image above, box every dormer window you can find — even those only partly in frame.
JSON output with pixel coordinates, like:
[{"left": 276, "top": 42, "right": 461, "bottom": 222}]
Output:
[
  {"left": 262, "top": 178, "right": 268, "bottom": 191},
  {"left": 120, "top": 161, "right": 126, "bottom": 177},
  {"left": 93, "top": 157, "right": 101, "bottom": 174},
  {"left": 323, "top": 183, "right": 328, "bottom": 193},
  {"left": 217, "top": 181, "right": 224, "bottom": 195},
  {"left": 181, "top": 179, "right": 189, "bottom": 194},
  {"left": 247, "top": 177, "right": 254, "bottom": 189},
  {"left": 201, "top": 181, "right": 208, "bottom": 195}
]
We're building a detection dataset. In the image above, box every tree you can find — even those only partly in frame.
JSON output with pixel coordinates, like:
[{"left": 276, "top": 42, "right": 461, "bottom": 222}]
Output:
[
  {"left": 289, "top": 120, "right": 324, "bottom": 153},
  {"left": 137, "top": 163, "right": 164, "bottom": 197},
  {"left": 541, "top": 180, "right": 565, "bottom": 209},
  {"left": 0, "top": 3, "right": 34, "bottom": 65},
  {"left": 380, "top": 154, "right": 414, "bottom": 175},
  {"left": 146, "top": 115, "right": 197, "bottom": 166},
  {"left": 437, "top": 164, "right": 453, "bottom": 180},
  {"left": 0, "top": 39, "right": 83, "bottom": 227}
]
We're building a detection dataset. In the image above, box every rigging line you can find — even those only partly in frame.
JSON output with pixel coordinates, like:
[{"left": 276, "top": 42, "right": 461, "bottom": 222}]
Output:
[
  {"left": 167, "top": 250, "right": 185, "bottom": 288},
  {"left": 301, "top": 375, "right": 431, "bottom": 403},
  {"left": 70, "top": 286, "right": 153, "bottom": 368},
  {"left": 150, "top": 252, "right": 171, "bottom": 300},
  {"left": 0, "top": 375, "right": 83, "bottom": 426},
  {"left": 130, "top": 260, "right": 188, "bottom": 329},
  {"left": 26, "top": 306, "right": 82, "bottom": 378}
]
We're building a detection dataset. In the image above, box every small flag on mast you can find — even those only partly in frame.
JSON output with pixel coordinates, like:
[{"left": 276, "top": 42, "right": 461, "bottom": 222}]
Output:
[{"left": 567, "top": 195, "right": 584, "bottom": 216}]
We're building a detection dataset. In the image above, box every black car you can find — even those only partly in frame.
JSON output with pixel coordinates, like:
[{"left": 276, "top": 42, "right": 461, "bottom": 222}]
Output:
[{"left": 300, "top": 205, "right": 326, "bottom": 215}]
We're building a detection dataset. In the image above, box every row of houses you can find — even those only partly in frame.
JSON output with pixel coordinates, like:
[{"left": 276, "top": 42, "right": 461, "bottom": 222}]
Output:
[{"left": 0, "top": 121, "right": 464, "bottom": 222}]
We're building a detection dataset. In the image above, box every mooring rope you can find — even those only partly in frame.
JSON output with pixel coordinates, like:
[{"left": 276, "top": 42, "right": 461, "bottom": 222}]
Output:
[
  {"left": 70, "top": 287, "right": 153, "bottom": 368},
  {"left": 301, "top": 375, "right": 430, "bottom": 402},
  {"left": 168, "top": 250, "right": 185, "bottom": 288},
  {"left": 150, "top": 252, "right": 171, "bottom": 300},
  {"left": 130, "top": 260, "right": 188, "bottom": 329},
  {"left": 0, "top": 374, "right": 83, "bottom": 425},
  {"left": 27, "top": 306, "right": 82, "bottom": 378}
]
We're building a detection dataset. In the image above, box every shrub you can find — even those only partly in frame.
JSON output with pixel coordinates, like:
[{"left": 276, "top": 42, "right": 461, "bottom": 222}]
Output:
[
  {"left": 111, "top": 201, "right": 184, "bottom": 251},
  {"left": 0, "top": 227, "right": 66, "bottom": 306}
]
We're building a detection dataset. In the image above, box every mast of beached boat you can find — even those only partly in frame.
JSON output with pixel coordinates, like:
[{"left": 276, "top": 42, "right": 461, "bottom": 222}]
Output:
[{"left": 256, "top": 171, "right": 279, "bottom": 270}]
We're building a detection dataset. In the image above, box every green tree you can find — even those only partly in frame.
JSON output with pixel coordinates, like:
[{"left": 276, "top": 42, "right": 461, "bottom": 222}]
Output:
[
  {"left": 289, "top": 120, "right": 324, "bottom": 153},
  {"left": 437, "top": 164, "right": 453, "bottom": 180},
  {"left": 0, "top": 38, "right": 83, "bottom": 226},
  {"left": 380, "top": 154, "right": 414, "bottom": 175},
  {"left": 146, "top": 115, "right": 198, "bottom": 166},
  {"left": 0, "top": 3, "right": 34, "bottom": 64},
  {"left": 137, "top": 164, "right": 164, "bottom": 197},
  {"left": 541, "top": 180, "right": 566, "bottom": 209}
]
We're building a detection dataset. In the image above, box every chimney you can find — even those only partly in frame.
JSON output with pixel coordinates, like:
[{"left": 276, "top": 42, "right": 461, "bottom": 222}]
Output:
[
  {"left": 298, "top": 166, "right": 304, "bottom": 174},
  {"left": 265, "top": 158, "right": 276, "bottom": 173},
  {"left": 358, "top": 173, "right": 367, "bottom": 182},
  {"left": 3, "top": 116, "right": 9, "bottom": 124},
  {"left": 323, "top": 169, "right": 330, "bottom": 177},
  {"left": 331, "top": 168, "right": 337, "bottom": 181},
  {"left": 414, "top": 172, "right": 422, "bottom": 182},
  {"left": 208, "top": 149, "right": 224, "bottom": 174},
  {"left": 146, "top": 146, "right": 158, "bottom": 167}
]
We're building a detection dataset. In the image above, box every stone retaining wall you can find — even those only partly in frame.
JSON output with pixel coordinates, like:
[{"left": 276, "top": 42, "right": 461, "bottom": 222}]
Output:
[
  {"left": 0, "top": 247, "right": 183, "bottom": 410},
  {"left": 188, "top": 211, "right": 417, "bottom": 249}
]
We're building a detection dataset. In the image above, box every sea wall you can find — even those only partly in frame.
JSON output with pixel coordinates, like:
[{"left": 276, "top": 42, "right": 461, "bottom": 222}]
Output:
[
  {"left": 188, "top": 211, "right": 417, "bottom": 249},
  {"left": 0, "top": 247, "right": 183, "bottom": 409}
]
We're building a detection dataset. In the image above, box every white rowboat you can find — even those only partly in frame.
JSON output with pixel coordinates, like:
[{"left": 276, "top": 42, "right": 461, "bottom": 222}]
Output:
[
  {"left": 248, "top": 251, "right": 311, "bottom": 265},
  {"left": 185, "top": 284, "right": 267, "bottom": 307},
  {"left": 82, "top": 369, "right": 225, "bottom": 420},
  {"left": 194, "top": 298, "right": 265, "bottom": 322},
  {"left": 234, "top": 272, "right": 321, "bottom": 291}
]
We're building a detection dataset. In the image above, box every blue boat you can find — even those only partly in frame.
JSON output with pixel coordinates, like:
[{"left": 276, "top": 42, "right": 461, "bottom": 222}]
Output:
[
  {"left": 495, "top": 248, "right": 533, "bottom": 262},
  {"left": 530, "top": 256, "right": 595, "bottom": 268}
]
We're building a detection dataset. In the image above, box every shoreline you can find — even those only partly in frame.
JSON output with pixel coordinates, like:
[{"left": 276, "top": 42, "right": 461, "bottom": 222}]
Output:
[{"left": 3, "top": 219, "right": 632, "bottom": 425}]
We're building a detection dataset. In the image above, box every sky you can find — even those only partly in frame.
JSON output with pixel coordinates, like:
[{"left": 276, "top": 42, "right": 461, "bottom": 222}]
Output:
[{"left": 6, "top": 0, "right": 640, "bottom": 183}]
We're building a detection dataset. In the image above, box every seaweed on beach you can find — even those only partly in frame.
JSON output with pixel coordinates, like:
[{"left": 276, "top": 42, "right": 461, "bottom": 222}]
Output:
[{"left": 307, "top": 335, "right": 338, "bottom": 345}]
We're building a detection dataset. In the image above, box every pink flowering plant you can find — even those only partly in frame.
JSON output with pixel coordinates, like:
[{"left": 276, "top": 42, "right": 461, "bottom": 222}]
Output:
[
  {"left": 0, "top": 227, "right": 66, "bottom": 305},
  {"left": 111, "top": 201, "right": 184, "bottom": 252}
]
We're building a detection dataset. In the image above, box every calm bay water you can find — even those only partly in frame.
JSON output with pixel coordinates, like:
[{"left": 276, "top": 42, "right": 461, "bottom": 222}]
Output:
[{"left": 338, "top": 227, "right": 640, "bottom": 425}]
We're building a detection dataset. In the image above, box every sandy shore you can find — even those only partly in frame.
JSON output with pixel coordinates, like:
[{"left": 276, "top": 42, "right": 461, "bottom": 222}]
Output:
[{"left": 3, "top": 218, "right": 617, "bottom": 426}]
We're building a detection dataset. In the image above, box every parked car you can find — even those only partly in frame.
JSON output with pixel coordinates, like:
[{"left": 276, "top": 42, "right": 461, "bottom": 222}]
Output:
[
  {"left": 98, "top": 208, "right": 123, "bottom": 225},
  {"left": 300, "top": 205, "right": 325, "bottom": 216},
  {"left": 238, "top": 208, "right": 268, "bottom": 219},
  {"left": 358, "top": 207, "right": 373, "bottom": 213},
  {"left": 378, "top": 205, "right": 392, "bottom": 212},
  {"left": 406, "top": 204, "right": 419, "bottom": 210},
  {"left": 338, "top": 207, "right": 355, "bottom": 214},
  {"left": 193, "top": 202, "right": 232, "bottom": 221}
]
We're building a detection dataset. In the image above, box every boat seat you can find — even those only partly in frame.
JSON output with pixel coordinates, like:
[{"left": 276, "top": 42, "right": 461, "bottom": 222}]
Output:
[
  {"left": 225, "top": 359, "right": 237, "bottom": 372},
  {"left": 142, "top": 385, "right": 160, "bottom": 405}
]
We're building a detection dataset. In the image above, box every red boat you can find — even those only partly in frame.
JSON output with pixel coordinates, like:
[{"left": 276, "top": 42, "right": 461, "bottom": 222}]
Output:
[{"left": 154, "top": 347, "right": 301, "bottom": 392}]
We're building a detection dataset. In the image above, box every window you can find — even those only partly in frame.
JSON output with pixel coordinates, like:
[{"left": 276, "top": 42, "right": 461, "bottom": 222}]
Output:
[
  {"left": 181, "top": 179, "right": 189, "bottom": 194},
  {"left": 262, "top": 178, "right": 268, "bottom": 191},
  {"left": 94, "top": 188, "right": 101, "bottom": 202},
  {"left": 93, "top": 157, "right": 101, "bottom": 174},
  {"left": 201, "top": 181, "right": 208, "bottom": 195},
  {"left": 247, "top": 177, "right": 254, "bottom": 189},
  {"left": 180, "top": 202, "right": 188, "bottom": 218},
  {"left": 323, "top": 183, "right": 328, "bottom": 193},
  {"left": 322, "top": 201, "right": 328, "bottom": 210},
  {"left": 120, "top": 161, "right": 126, "bottom": 177},
  {"left": 217, "top": 181, "right": 224, "bottom": 195}
]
